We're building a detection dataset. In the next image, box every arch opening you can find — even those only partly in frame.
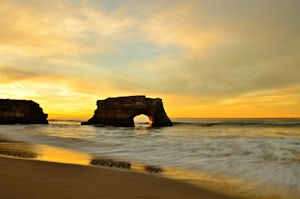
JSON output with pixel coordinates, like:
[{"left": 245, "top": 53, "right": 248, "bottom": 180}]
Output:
[{"left": 133, "top": 114, "right": 153, "bottom": 127}]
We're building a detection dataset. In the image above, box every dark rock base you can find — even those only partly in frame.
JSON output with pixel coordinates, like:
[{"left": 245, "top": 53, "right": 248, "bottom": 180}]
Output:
[{"left": 0, "top": 99, "right": 48, "bottom": 124}]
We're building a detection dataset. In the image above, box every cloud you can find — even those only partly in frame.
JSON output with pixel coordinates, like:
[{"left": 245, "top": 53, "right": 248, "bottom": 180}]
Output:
[
  {"left": 127, "top": 0, "right": 300, "bottom": 100},
  {"left": 0, "top": 0, "right": 138, "bottom": 59},
  {"left": 0, "top": 0, "right": 142, "bottom": 91},
  {"left": 0, "top": 65, "right": 41, "bottom": 83},
  {"left": 0, "top": 0, "right": 300, "bottom": 117}
]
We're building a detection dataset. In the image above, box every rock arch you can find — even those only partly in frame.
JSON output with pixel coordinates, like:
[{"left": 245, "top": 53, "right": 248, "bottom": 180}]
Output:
[{"left": 82, "top": 96, "right": 173, "bottom": 127}]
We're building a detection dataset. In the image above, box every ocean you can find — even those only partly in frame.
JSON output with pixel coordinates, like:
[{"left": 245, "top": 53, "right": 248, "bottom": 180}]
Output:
[{"left": 0, "top": 118, "right": 300, "bottom": 197}]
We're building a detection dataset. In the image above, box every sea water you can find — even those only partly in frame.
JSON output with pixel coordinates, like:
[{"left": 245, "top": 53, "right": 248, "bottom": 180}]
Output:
[{"left": 0, "top": 118, "right": 299, "bottom": 195}]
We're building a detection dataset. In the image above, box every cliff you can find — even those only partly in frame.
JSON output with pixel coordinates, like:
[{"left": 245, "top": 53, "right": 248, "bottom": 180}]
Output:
[
  {"left": 0, "top": 99, "right": 48, "bottom": 124},
  {"left": 82, "top": 95, "right": 173, "bottom": 127}
]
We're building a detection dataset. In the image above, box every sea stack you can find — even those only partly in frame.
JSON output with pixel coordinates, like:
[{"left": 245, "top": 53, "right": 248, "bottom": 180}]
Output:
[
  {"left": 0, "top": 99, "right": 48, "bottom": 124},
  {"left": 82, "top": 95, "right": 173, "bottom": 127}
]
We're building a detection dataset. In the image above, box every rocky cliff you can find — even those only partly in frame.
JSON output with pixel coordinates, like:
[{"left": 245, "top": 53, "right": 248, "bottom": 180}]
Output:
[
  {"left": 82, "top": 96, "right": 173, "bottom": 127},
  {"left": 0, "top": 99, "right": 48, "bottom": 124}
]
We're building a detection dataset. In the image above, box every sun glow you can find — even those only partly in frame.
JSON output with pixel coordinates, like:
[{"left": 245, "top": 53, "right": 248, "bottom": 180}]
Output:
[{"left": 134, "top": 115, "right": 152, "bottom": 127}]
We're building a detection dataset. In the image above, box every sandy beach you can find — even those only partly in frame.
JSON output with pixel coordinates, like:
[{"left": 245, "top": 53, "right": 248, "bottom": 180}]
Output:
[{"left": 0, "top": 156, "right": 242, "bottom": 199}]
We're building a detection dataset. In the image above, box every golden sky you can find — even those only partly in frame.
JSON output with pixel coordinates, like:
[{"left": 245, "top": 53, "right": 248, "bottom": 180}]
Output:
[{"left": 0, "top": 0, "right": 300, "bottom": 118}]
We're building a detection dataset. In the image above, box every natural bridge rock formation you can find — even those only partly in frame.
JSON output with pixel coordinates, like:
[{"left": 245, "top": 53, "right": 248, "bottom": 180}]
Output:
[
  {"left": 82, "top": 96, "right": 173, "bottom": 127},
  {"left": 0, "top": 99, "right": 48, "bottom": 124}
]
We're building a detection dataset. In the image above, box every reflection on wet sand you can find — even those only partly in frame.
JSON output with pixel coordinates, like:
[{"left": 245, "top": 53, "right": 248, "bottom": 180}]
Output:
[
  {"left": 0, "top": 138, "right": 37, "bottom": 158},
  {"left": 35, "top": 145, "right": 92, "bottom": 165},
  {"left": 0, "top": 137, "right": 163, "bottom": 173},
  {"left": 0, "top": 138, "right": 91, "bottom": 165}
]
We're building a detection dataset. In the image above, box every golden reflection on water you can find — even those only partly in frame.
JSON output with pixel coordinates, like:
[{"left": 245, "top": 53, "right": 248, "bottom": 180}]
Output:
[
  {"left": 35, "top": 144, "right": 92, "bottom": 165},
  {"left": 131, "top": 162, "right": 148, "bottom": 171}
]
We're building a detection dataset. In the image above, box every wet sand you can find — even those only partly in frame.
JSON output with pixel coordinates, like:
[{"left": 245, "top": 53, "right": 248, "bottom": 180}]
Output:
[{"left": 0, "top": 156, "right": 242, "bottom": 199}]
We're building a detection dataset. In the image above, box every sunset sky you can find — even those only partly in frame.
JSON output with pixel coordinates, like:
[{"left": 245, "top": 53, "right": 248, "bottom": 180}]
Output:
[{"left": 1, "top": 0, "right": 300, "bottom": 118}]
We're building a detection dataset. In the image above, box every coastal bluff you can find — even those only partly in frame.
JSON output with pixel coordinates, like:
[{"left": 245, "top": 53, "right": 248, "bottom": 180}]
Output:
[
  {"left": 0, "top": 99, "right": 48, "bottom": 124},
  {"left": 82, "top": 96, "right": 173, "bottom": 127}
]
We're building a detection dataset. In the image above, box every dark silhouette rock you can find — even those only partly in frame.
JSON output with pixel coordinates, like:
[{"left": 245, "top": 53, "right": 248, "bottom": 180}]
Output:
[
  {"left": 90, "top": 159, "right": 131, "bottom": 169},
  {"left": 82, "top": 95, "right": 173, "bottom": 127},
  {"left": 0, "top": 99, "right": 48, "bottom": 124}
]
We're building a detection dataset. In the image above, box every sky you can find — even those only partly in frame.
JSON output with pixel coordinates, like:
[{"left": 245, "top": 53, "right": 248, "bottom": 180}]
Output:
[{"left": 0, "top": 0, "right": 300, "bottom": 118}]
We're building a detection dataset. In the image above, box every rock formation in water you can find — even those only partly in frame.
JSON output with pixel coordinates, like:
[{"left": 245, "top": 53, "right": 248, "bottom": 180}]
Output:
[
  {"left": 0, "top": 99, "right": 48, "bottom": 124},
  {"left": 82, "top": 95, "right": 173, "bottom": 127}
]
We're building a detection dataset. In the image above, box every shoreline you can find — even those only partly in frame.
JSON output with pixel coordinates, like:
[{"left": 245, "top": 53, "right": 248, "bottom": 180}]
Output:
[
  {"left": 0, "top": 136, "right": 240, "bottom": 199},
  {"left": 0, "top": 135, "right": 299, "bottom": 199},
  {"left": 0, "top": 156, "right": 241, "bottom": 199},
  {"left": 0, "top": 137, "right": 237, "bottom": 199},
  {"left": 0, "top": 155, "right": 242, "bottom": 199}
]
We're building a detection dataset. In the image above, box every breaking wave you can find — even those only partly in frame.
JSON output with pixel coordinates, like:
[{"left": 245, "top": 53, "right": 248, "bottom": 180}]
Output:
[{"left": 173, "top": 119, "right": 300, "bottom": 128}]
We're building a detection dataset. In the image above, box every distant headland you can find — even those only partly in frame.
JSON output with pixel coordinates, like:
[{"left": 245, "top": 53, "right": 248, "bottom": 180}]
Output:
[{"left": 82, "top": 95, "right": 173, "bottom": 127}]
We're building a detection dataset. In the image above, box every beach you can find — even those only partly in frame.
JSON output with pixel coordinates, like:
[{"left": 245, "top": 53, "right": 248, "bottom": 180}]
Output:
[
  {"left": 0, "top": 118, "right": 299, "bottom": 199},
  {"left": 0, "top": 156, "right": 241, "bottom": 199}
]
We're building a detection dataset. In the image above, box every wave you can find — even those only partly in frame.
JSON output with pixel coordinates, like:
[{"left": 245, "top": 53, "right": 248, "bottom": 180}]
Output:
[
  {"left": 173, "top": 121, "right": 300, "bottom": 128},
  {"left": 48, "top": 119, "right": 85, "bottom": 123}
]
